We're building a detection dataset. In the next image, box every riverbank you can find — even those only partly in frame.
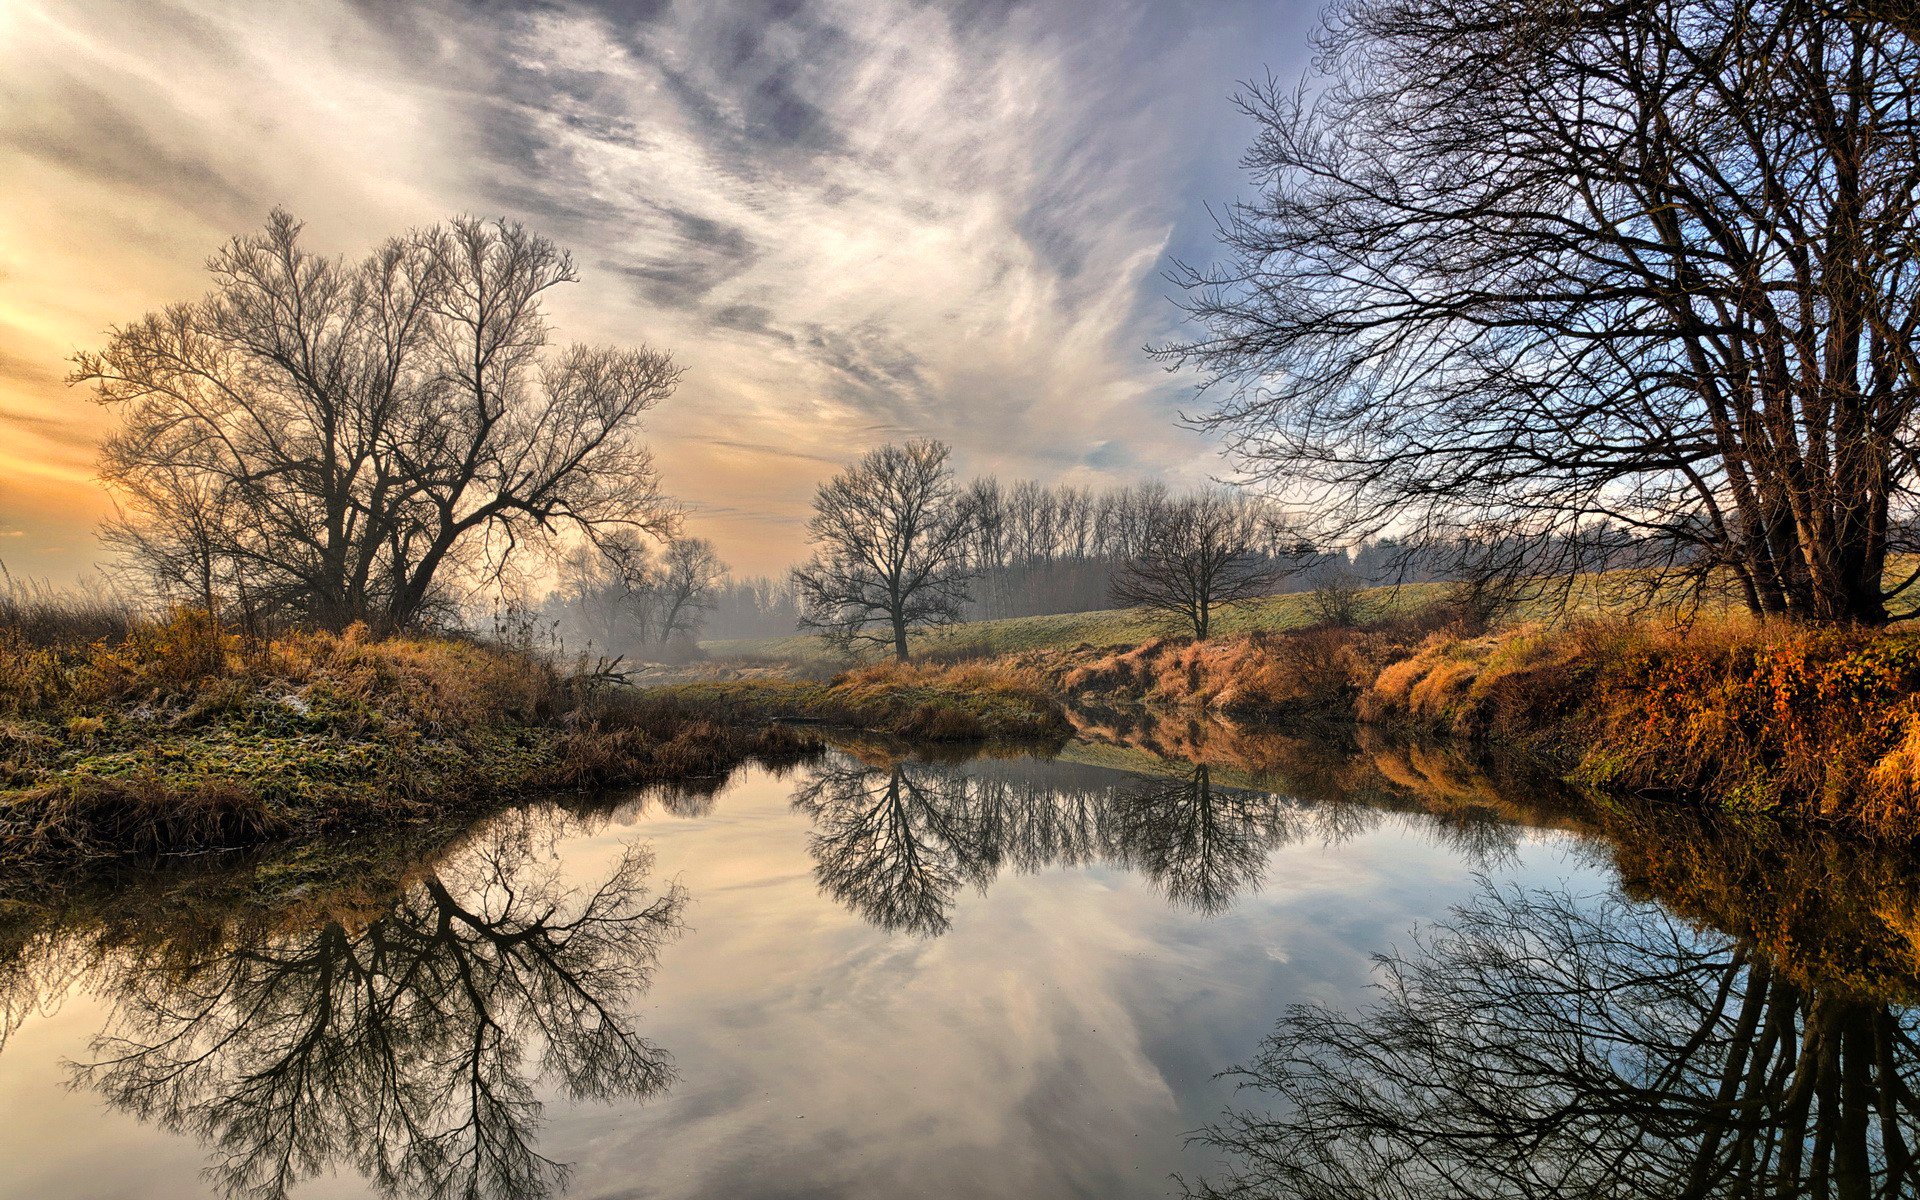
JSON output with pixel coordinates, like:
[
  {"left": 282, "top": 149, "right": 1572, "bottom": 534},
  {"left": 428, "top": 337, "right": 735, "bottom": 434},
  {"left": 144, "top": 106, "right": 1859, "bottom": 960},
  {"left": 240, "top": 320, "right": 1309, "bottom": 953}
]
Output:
[
  {"left": 0, "top": 611, "right": 1042, "bottom": 865},
  {"left": 938, "top": 614, "right": 1920, "bottom": 840},
  {"left": 14, "top": 599, "right": 1920, "bottom": 864}
]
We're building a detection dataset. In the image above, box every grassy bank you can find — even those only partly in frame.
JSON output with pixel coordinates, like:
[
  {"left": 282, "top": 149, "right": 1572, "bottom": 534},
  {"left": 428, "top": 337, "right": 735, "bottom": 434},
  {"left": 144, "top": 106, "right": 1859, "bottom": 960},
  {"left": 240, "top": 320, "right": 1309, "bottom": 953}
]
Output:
[
  {"left": 700, "top": 583, "right": 1451, "bottom": 669},
  {"left": 0, "top": 605, "right": 1081, "bottom": 864},
  {"left": 1017, "top": 615, "right": 1920, "bottom": 839},
  {"left": 0, "top": 611, "right": 818, "bottom": 864},
  {"left": 1362, "top": 618, "right": 1920, "bottom": 836},
  {"left": 643, "top": 659, "right": 1070, "bottom": 743},
  {"left": 707, "top": 575, "right": 1920, "bottom": 839}
]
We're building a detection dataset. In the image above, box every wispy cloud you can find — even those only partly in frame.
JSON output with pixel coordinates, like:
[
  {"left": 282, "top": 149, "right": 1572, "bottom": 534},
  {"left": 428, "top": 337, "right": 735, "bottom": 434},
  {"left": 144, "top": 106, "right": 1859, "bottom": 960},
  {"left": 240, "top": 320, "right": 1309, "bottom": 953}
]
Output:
[{"left": 0, "top": 0, "right": 1317, "bottom": 576}]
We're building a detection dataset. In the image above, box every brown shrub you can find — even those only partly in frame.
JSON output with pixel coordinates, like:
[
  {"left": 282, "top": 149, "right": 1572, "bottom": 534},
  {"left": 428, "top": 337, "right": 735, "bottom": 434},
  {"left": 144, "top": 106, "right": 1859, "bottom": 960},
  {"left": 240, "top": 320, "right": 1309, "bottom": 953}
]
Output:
[
  {"left": 1584, "top": 618, "right": 1920, "bottom": 825},
  {"left": 14, "top": 774, "right": 288, "bottom": 858},
  {"left": 1055, "top": 630, "right": 1393, "bottom": 717},
  {"left": 1355, "top": 622, "right": 1602, "bottom": 739},
  {"left": 77, "top": 607, "right": 235, "bottom": 702}
]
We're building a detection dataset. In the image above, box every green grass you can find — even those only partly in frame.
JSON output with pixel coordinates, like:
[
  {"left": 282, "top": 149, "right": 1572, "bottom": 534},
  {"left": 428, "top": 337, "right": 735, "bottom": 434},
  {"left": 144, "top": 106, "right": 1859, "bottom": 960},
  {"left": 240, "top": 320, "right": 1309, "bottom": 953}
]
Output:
[
  {"left": 701, "top": 583, "right": 1452, "bottom": 668},
  {"left": 698, "top": 563, "right": 1796, "bottom": 671},
  {"left": 643, "top": 666, "right": 1070, "bottom": 742}
]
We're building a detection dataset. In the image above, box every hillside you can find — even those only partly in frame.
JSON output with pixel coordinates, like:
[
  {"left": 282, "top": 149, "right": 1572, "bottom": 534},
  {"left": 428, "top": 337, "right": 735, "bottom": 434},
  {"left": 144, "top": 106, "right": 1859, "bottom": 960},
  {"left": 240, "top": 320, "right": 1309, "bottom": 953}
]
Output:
[
  {"left": 700, "top": 584, "right": 1445, "bottom": 668},
  {"left": 698, "top": 571, "right": 1703, "bottom": 669}
]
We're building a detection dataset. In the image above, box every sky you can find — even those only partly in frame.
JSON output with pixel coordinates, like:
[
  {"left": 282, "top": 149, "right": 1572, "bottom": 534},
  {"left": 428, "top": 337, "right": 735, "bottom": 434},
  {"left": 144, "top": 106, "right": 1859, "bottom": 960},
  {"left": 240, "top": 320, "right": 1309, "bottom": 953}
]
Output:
[{"left": 0, "top": 0, "right": 1320, "bottom": 582}]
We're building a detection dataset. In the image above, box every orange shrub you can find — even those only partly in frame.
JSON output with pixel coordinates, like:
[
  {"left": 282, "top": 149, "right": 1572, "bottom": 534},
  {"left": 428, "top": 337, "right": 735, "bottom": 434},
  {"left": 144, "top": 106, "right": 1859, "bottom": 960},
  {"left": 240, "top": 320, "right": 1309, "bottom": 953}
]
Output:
[{"left": 1588, "top": 620, "right": 1920, "bottom": 826}]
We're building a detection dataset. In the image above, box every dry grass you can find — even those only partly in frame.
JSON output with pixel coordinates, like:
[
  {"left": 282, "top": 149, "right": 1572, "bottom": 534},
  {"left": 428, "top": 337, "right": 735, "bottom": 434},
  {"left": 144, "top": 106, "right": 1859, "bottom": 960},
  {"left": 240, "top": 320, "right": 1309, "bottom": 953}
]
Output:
[
  {"left": 1349, "top": 613, "right": 1920, "bottom": 836},
  {"left": 1054, "top": 625, "right": 1416, "bottom": 718},
  {"left": 645, "top": 658, "right": 1070, "bottom": 743},
  {"left": 0, "top": 570, "right": 134, "bottom": 648},
  {"left": 0, "top": 610, "right": 823, "bottom": 865}
]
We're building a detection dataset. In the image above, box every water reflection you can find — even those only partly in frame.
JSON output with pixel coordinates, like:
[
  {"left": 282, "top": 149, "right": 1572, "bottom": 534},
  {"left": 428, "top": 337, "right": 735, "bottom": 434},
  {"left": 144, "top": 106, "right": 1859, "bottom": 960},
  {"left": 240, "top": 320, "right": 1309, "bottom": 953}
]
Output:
[
  {"left": 792, "top": 750, "right": 1431, "bottom": 934},
  {"left": 15, "top": 819, "right": 683, "bottom": 1200},
  {"left": 1189, "top": 880, "right": 1920, "bottom": 1200},
  {"left": 2, "top": 725, "right": 1918, "bottom": 1200}
]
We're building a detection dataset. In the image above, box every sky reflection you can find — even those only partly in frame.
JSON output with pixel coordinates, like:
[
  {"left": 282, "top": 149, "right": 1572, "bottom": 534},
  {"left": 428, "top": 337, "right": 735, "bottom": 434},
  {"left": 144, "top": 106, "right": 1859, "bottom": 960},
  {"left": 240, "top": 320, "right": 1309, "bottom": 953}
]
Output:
[{"left": 0, "top": 747, "right": 1606, "bottom": 1200}]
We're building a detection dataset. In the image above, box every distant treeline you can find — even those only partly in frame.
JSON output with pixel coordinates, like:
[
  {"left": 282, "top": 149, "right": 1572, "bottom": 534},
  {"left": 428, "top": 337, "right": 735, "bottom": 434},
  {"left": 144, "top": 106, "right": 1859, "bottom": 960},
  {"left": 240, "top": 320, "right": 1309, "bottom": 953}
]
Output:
[{"left": 700, "top": 475, "right": 1587, "bottom": 641}]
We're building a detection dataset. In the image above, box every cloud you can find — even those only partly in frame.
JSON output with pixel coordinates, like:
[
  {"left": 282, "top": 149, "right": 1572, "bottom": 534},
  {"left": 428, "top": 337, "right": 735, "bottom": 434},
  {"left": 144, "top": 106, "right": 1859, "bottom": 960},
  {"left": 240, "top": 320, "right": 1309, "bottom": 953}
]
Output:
[{"left": 0, "top": 0, "right": 1319, "bottom": 576}]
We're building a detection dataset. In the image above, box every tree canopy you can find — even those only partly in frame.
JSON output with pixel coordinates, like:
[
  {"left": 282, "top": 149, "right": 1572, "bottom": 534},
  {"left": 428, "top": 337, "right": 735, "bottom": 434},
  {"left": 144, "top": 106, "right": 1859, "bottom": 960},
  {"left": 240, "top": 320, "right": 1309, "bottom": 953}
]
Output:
[
  {"left": 1166, "top": 0, "right": 1920, "bottom": 622},
  {"left": 74, "top": 210, "right": 680, "bottom": 631}
]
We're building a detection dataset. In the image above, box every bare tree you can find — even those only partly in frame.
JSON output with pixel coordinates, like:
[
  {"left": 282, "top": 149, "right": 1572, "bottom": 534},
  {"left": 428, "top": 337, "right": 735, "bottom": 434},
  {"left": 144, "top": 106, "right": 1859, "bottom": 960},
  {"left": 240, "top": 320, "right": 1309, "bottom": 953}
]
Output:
[
  {"left": 1164, "top": 1, "right": 1920, "bottom": 624},
  {"left": 1306, "top": 563, "right": 1367, "bottom": 628},
  {"left": 792, "top": 440, "right": 979, "bottom": 660},
  {"left": 99, "top": 462, "right": 238, "bottom": 617},
  {"left": 1112, "top": 492, "right": 1278, "bottom": 638},
  {"left": 549, "top": 531, "right": 659, "bottom": 654},
  {"left": 653, "top": 536, "right": 723, "bottom": 646},
  {"left": 72, "top": 210, "right": 681, "bottom": 632},
  {"left": 546, "top": 532, "right": 721, "bottom": 661}
]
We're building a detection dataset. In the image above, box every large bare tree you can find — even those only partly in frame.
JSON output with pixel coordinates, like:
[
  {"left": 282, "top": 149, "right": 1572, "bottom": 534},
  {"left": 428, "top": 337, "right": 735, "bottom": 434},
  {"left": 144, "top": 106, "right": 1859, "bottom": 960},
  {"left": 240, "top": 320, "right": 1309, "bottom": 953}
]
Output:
[
  {"left": 73, "top": 210, "right": 681, "bottom": 631},
  {"left": 1164, "top": 1, "right": 1920, "bottom": 623},
  {"left": 1111, "top": 492, "right": 1278, "bottom": 638},
  {"left": 792, "top": 440, "right": 979, "bottom": 660}
]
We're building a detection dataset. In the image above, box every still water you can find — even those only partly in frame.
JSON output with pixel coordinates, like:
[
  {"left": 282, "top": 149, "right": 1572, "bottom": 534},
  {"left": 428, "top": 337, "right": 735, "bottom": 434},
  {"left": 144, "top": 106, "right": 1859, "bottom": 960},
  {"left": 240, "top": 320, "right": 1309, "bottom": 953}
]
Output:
[{"left": 0, "top": 726, "right": 1914, "bottom": 1199}]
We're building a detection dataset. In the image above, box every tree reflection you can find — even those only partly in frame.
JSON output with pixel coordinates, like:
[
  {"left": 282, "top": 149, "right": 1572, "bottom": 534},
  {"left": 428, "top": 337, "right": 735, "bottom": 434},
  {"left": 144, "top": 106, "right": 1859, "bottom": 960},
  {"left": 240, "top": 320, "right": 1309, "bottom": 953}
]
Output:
[
  {"left": 792, "top": 755, "right": 1323, "bottom": 933},
  {"left": 70, "top": 830, "right": 684, "bottom": 1200},
  {"left": 1110, "top": 765, "right": 1283, "bottom": 914},
  {"left": 1190, "top": 882, "right": 1920, "bottom": 1200},
  {"left": 793, "top": 759, "right": 993, "bottom": 937}
]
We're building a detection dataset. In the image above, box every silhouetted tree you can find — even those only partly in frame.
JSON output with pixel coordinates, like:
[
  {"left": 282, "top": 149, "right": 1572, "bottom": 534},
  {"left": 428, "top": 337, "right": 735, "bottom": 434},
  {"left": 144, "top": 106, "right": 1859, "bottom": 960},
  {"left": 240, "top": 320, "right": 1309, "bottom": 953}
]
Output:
[
  {"left": 1189, "top": 881, "right": 1920, "bottom": 1199},
  {"left": 73, "top": 210, "right": 680, "bottom": 631},
  {"left": 1111, "top": 491, "right": 1278, "bottom": 638},
  {"left": 653, "top": 536, "right": 722, "bottom": 646},
  {"left": 792, "top": 440, "right": 979, "bottom": 660},
  {"left": 72, "top": 830, "right": 684, "bottom": 1200},
  {"left": 1166, "top": 1, "right": 1920, "bottom": 623},
  {"left": 549, "top": 531, "right": 659, "bottom": 654}
]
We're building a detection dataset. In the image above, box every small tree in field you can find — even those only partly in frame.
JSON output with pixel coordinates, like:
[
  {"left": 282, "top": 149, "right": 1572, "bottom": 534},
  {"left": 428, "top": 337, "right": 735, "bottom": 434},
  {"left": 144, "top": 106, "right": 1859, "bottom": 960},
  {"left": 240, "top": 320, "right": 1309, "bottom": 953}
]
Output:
[
  {"left": 654, "top": 537, "right": 723, "bottom": 646},
  {"left": 1307, "top": 564, "right": 1367, "bottom": 628},
  {"left": 1112, "top": 492, "right": 1277, "bottom": 638},
  {"left": 792, "top": 440, "right": 979, "bottom": 660}
]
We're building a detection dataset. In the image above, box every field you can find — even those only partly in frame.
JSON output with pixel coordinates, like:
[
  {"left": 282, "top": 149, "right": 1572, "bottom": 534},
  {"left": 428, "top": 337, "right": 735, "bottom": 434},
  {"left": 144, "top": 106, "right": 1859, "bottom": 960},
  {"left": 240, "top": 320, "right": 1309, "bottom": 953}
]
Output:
[
  {"left": 702, "top": 583, "right": 1450, "bottom": 668},
  {"left": 698, "top": 570, "right": 1731, "bottom": 670}
]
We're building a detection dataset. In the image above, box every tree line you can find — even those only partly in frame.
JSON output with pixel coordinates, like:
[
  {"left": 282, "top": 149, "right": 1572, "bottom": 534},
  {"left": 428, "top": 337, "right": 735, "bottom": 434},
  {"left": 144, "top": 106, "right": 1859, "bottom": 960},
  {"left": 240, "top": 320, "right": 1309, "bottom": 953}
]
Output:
[{"left": 791, "top": 440, "right": 1297, "bottom": 656}]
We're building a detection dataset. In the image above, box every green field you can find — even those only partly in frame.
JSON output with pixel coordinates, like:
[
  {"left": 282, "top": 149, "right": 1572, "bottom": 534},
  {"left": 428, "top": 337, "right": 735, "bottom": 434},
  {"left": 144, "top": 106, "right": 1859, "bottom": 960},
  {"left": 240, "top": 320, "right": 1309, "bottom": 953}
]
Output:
[
  {"left": 697, "top": 568, "right": 1759, "bottom": 671},
  {"left": 699, "top": 582, "right": 1450, "bottom": 669}
]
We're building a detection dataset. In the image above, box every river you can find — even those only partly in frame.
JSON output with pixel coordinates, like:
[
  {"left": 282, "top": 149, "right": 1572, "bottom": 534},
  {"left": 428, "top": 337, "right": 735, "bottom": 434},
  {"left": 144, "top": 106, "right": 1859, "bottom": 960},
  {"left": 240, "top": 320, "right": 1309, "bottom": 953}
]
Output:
[{"left": 0, "top": 722, "right": 1911, "bottom": 1199}]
